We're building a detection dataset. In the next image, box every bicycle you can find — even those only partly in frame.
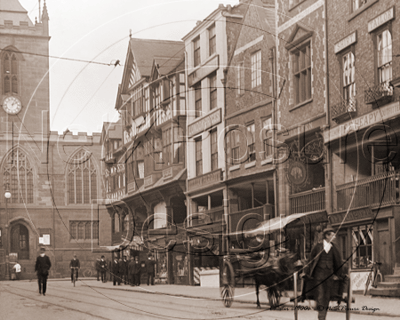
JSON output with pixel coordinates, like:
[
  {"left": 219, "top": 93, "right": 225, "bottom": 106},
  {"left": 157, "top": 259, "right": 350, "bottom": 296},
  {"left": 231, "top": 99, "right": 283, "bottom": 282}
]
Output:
[
  {"left": 71, "top": 267, "right": 79, "bottom": 287},
  {"left": 364, "top": 261, "right": 383, "bottom": 295}
]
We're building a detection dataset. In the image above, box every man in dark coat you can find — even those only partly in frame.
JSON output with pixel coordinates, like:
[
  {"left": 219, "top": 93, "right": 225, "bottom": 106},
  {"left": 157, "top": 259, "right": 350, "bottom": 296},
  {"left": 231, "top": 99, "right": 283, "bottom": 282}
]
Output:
[
  {"left": 99, "top": 256, "right": 107, "bottom": 283},
  {"left": 303, "top": 226, "right": 343, "bottom": 320},
  {"left": 35, "top": 247, "right": 51, "bottom": 296},
  {"left": 146, "top": 254, "right": 156, "bottom": 286},
  {"left": 112, "top": 258, "right": 120, "bottom": 286},
  {"left": 122, "top": 256, "right": 129, "bottom": 284},
  {"left": 118, "top": 258, "right": 125, "bottom": 285},
  {"left": 128, "top": 257, "right": 136, "bottom": 286},
  {"left": 134, "top": 256, "right": 141, "bottom": 286}
]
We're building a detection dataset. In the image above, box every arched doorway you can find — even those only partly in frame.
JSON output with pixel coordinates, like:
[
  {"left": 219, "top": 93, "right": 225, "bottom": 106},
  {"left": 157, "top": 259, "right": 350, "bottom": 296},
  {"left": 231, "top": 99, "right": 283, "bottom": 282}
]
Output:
[{"left": 10, "top": 224, "right": 29, "bottom": 260}]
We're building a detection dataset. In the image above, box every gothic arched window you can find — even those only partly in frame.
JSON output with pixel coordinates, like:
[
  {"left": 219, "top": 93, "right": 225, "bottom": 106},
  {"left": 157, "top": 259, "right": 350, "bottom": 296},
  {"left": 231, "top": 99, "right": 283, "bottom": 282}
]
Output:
[
  {"left": 67, "top": 150, "right": 98, "bottom": 204},
  {"left": 3, "top": 149, "right": 34, "bottom": 203},
  {"left": 3, "top": 51, "right": 18, "bottom": 95}
]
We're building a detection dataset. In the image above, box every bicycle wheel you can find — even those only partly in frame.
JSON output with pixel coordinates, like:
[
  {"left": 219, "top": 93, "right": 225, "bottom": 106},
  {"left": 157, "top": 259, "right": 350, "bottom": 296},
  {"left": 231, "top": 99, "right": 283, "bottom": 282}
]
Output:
[
  {"left": 373, "top": 272, "right": 383, "bottom": 288},
  {"left": 364, "top": 272, "right": 372, "bottom": 295}
]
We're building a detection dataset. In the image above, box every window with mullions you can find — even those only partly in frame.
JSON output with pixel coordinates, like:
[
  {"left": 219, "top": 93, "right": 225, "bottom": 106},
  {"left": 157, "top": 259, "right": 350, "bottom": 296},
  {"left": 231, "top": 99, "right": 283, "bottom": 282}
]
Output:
[
  {"left": 3, "top": 149, "right": 33, "bottom": 204},
  {"left": 193, "top": 37, "right": 201, "bottom": 67},
  {"left": 247, "top": 123, "right": 256, "bottom": 162},
  {"left": 173, "top": 126, "right": 184, "bottom": 164},
  {"left": 209, "top": 24, "right": 216, "bottom": 56},
  {"left": 209, "top": 73, "right": 217, "bottom": 110},
  {"left": 230, "top": 129, "right": 241, "bottom": 165},
  {"left": 163, "top": 128, "right": 172, "bottom": 167},
  {"left": 343, "top": 52, "right": 356, "bottom": 102},
  {"left": 377, "top": 29, "right": 392, "bottom": 85},
  {"left": 293, "top": 43, "right": 311, "bottom": 104},
  {"left": 194, "top": 83, "right": 202, "bottom": 118},
  {"left": 263, "top": 118, "right": 273, "bottom": 159},
  {"left": 195, "top": 138, "right": 203, "bottom": 176},
  {"left": 70, "top": 221, "right": 99, "bottom": 240},
  {"left": 352, "top": 225, "right": 373, "bottom": 269},
  {"left": 210, "top": 129, "right": 218, "bottom": 171},
  {"left": 251, "top": 50, "right": 261, "bottom": 88},
  {"left": 3, "top": 51, "right": 18, "bottom": 95},
  {"left": 67, "top": 150, "right": 97, "bottom": 204},
  {"left": 352, "top": 0, "right": 368, "bottom": 12},
  {"left": 237, "top": 62, "right": 244, "bottom": 95}
]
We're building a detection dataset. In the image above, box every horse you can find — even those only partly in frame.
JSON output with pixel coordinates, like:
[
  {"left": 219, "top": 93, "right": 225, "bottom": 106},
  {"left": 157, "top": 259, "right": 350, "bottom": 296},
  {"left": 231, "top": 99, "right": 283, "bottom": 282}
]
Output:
[{"left": 253, "top": 251, "right": 298, "bottom": 308}]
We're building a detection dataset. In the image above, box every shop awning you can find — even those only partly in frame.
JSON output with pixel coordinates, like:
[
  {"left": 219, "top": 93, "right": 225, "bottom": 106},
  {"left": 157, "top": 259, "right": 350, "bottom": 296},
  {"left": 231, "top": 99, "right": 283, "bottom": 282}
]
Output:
[
  {"left": 231, "top": 210, "right": 327, "bottom": 237},
  {"left": 97, "top": 236, "right": 144, "bottom": 252}
]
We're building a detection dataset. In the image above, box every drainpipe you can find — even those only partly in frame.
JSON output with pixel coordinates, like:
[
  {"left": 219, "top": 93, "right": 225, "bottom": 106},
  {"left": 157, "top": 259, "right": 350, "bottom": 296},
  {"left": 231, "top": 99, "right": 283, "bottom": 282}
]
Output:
[
  {"left": 324, "top": 0, "right": 332, "bottom": 215},
  {"left": 270, "top": 47, "right": 278, "bottom": 219}
]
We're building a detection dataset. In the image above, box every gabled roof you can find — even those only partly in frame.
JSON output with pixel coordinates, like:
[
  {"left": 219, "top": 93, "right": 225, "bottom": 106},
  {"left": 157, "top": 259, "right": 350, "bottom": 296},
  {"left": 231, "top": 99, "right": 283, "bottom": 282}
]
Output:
[
  {"left": 0, "top": 0, "right": 33, "bottom": 26},
  {"left": 129, "top": 38, "right": 184, "bottom": 78},
  {"left": 101, "top": 119, "right": 122, "bottom": 143}
]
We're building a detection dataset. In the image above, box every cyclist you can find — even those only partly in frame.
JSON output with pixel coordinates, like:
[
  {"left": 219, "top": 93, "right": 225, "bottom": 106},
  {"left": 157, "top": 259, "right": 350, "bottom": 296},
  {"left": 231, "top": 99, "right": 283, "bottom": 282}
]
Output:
[{"left": 69, "top": 254, "right": 80, "bottom": 283}]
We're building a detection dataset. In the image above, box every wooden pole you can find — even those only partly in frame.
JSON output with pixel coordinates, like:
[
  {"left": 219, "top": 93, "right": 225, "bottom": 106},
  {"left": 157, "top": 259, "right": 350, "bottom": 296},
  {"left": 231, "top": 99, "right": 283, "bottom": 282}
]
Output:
[{"left": 294, "top": 271, "right": 298, "bottom": 320}]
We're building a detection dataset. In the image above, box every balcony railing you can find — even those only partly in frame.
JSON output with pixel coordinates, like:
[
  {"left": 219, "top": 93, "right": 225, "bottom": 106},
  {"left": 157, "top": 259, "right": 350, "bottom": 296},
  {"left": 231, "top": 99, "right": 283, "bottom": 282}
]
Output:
[
  {"left": 106, "top": 187, "right": 126, "bottom": 204},
  {"left": 364, "top": 82, "right": 393, "bottom": 106},
  {"left": 190, "top": 206, "right": 224, "bottom": 227},
  {"left": 105, "top": 152, "right": 116, "bottom": 164},
  {"left": 289, "top": 187, "right": 325, "bottom": 214},
  {"left": 331, "top": 98, "right": 357, "bottom": 123},
  {"left": 336, "top": 171, "right": 398, "bottom": 211}
]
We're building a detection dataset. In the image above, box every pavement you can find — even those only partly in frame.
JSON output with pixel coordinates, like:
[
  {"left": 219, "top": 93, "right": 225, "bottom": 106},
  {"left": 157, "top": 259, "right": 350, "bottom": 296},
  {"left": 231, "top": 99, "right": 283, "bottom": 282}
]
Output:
[{"left": 51, "top": 278, "right": 400, "bottom": 318}]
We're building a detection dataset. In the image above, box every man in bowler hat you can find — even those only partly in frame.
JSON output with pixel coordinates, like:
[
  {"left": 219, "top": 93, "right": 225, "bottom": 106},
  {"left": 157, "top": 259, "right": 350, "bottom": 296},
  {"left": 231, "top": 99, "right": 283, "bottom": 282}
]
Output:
[
  {"left": 304, "top": 225, "right": 343, "bottom": 320},
  {"left": 35, "top": 247, "right": 51, "bottom": 296}
]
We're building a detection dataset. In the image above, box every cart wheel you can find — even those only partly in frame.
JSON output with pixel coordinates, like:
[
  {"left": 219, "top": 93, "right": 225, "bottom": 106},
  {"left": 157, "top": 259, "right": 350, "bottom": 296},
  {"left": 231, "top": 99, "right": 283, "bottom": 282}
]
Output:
[
  {"left": 267, "top": 288, "right": 280, "bottom": 308},
  {"left": 221, "top": 285, "right": 234, "bottom": 308},
  {"left": 220, "top": 260, "right": 235, "bottom": 308}
]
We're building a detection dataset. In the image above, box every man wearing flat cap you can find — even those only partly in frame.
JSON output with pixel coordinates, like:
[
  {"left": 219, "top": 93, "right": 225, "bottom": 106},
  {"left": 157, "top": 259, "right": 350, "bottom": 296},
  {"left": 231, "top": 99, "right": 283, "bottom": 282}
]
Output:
[
  {"left": 35, "top": 247, "right": 51, "bottom": 296},
  {"left": 303, "top": 225, "right": 343, "bottom": 320}
]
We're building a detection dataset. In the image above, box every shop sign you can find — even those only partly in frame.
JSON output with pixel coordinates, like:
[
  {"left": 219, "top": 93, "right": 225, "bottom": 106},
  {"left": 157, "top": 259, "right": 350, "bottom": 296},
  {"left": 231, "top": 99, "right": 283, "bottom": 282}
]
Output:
[
  {"left": 144, "top": 175, "right": 153, "bottom": 187},
  {"left": 330, "top": 207, "right": 373, "bottom": 225},
  {"left": 127, "top": 181, "right": 136, "bottom": 193},
  {"left": 287, "top": 161, "right": 307, "bottom": 185},
  {"left": 368, "top": 7, "right": 394, "bottom": 33},
  {"left": 350, "top": 271, "right": 370, "bottom": 292},
  {"left": 188, "top": 168, "right": 222, "bottom": 192},
  {"left": 325, "top": 101, "right": 400, "bottom": 143},
  {"left": 163, "top": 167, "right": 173, "bottom": 180},
  {"left": 188, "top": 108, "right": 221, "bottom": 137},
  {"left": 334, "top": 31, "right": 357, "bottom": 54}
]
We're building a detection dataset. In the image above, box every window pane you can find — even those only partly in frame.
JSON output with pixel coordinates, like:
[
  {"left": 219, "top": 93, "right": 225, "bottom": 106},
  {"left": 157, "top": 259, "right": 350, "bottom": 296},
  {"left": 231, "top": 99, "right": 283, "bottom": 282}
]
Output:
[
  {"left": 85, "top": 223, "right": 91, "bottom": 239},
  {"left": 76, "top": 168, "right": 82, "bottom": 203},
  {"left": 91, "top": 172, "right": 97, "bottom": 201}
]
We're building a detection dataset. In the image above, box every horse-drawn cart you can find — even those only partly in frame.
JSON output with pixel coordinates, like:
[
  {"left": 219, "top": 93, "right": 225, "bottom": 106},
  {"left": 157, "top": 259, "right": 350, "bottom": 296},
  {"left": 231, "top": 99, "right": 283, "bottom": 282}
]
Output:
[{"left": 220, "top": 211, "right": 353, "bottom": 317}]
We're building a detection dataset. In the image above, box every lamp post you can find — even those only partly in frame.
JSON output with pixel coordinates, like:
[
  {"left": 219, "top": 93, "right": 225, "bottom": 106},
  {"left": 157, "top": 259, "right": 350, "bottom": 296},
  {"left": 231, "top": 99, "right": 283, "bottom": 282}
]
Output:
[{"left": 4, "top": 182, "right": 11, "bottom": 280}]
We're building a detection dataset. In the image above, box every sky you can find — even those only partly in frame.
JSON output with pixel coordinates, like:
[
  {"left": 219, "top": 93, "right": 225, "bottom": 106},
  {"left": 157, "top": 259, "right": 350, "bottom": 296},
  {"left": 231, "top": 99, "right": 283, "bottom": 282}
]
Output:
[{"left": 18, "top": 0, "right": 239, "bottom": 134}]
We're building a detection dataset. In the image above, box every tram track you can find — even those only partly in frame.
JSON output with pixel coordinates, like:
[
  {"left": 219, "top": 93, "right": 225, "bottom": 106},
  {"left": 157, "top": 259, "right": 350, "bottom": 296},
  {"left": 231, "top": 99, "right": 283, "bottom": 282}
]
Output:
[{"left": 2, "top": 283, "right": 247, "bottom": 320}]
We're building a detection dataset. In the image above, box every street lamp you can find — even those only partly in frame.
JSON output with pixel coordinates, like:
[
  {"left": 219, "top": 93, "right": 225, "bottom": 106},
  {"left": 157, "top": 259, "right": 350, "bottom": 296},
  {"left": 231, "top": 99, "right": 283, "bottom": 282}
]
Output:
[{"left": 4, "top": 182, "right": 11, "bottom": 280}]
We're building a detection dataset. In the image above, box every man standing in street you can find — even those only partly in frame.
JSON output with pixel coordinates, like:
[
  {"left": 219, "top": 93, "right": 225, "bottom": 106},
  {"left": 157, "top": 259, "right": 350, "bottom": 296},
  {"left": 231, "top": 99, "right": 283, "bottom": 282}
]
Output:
[
  {"left": 134, "top": 256, "right": 141, "bottom": 286},
  {"left": 35, "top": 247, "right": 51, "bottom": 296},
  {"left": 304, "top": 225, "right": 343, "bottom": 320},
  {"left": 12, "top": 261, "right": 22, "bottom": 280},
  {"left": 146, "top": 254, "right": 156, "bottom": 286},
  {"left": 95, "top": 258, "right": 101, "bottom": 281},
  {"left": 122, "top": 256, "right": 129, "bottom": 284},
  {"left": 112, "top": 258, "right": 120, "bottom": 286},
  {"left": 69, "top": 254, "right": 80, "bottom": 283},
  {"left": 99, "top": 255, "right": 107, "bottom": 283},
  {"left": 128, "top": 256, "right": 136, "bottom": 286}
]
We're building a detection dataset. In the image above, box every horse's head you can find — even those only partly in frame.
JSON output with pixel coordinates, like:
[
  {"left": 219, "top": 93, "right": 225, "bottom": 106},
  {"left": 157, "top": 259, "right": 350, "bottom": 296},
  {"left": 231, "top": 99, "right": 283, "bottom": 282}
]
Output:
[{"left": 277, "top": 252, "right": 298, "bottom": 274}]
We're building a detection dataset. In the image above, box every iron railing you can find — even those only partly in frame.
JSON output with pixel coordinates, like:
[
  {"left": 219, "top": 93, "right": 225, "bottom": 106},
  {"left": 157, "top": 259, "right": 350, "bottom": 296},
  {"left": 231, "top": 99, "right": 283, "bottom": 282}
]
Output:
[
  {"left": 364, "top": 82, "right": 393, "bottom": 105},
  {"left": 289, "top": 187, "right": 325, "bottom": 214},
  {"left": 336, "top": 171, "right": 398, "bottom": 211},
  {"left": 331, "top": 98, "right": 356, "bottom": 122}
]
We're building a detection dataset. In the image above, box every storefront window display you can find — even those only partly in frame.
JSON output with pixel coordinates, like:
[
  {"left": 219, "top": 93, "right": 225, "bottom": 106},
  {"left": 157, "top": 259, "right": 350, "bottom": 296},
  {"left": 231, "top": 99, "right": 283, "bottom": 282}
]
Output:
[
  {"left": 155, "top": 252, "right": 168, "bottom": 284},
  {"left": 173, "top": 250, "right": 188, "bottom": 285},
  {"left": 352, "top": 225, "right": 373, "bottom": 269}
]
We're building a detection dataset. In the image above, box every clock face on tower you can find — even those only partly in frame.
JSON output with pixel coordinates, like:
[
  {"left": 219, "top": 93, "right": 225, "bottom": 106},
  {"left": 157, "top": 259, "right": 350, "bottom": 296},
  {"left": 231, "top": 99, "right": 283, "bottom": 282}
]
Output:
[{"left": 3, "top": 96, "right": 22, "bottom": 115}]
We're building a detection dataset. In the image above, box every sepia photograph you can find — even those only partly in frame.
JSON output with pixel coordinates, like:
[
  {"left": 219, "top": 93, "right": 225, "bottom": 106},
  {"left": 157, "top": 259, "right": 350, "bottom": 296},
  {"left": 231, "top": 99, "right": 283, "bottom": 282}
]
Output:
[{"left": 0, "top": 0, "right": 399, "bottom": 319}]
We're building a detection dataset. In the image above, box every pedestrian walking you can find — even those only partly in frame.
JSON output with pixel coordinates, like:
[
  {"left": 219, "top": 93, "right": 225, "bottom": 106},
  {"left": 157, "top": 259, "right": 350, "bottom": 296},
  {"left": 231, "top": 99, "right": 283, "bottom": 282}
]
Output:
[
  {"left": 35, "top": 247, "right": 51, "bottom": 296},
  {"left": 146, "top": 254, "right": 156, "bottom": 286},
  {"left": 134, "top": 256, "right": 141, "bottom": 286},
  {"left": 123, "top": 256, "right": 129, "bottom": 284},
  {"left": 128, "top": 257, "right": 136, "bottom": 286},
  {"left": 95, "top": 258, "right": 101, "bottom": 281},
  {"left": 12, "top": 261, "right": 22, "bottom": 280},
  {"left": 69, "top": 254, "right": 80, "bottom": 283},
  {"left": 118, "top": 258, "right": 126, "bottom": 285},
  {"left": 99, "top": 255, "right": 107, "bottom": 283},
  {"left": 112, "top": 258, "right": 120, "bottom": 286},
  {"left": 302, "top": 225, "right": 344, "bottom": 320}
]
